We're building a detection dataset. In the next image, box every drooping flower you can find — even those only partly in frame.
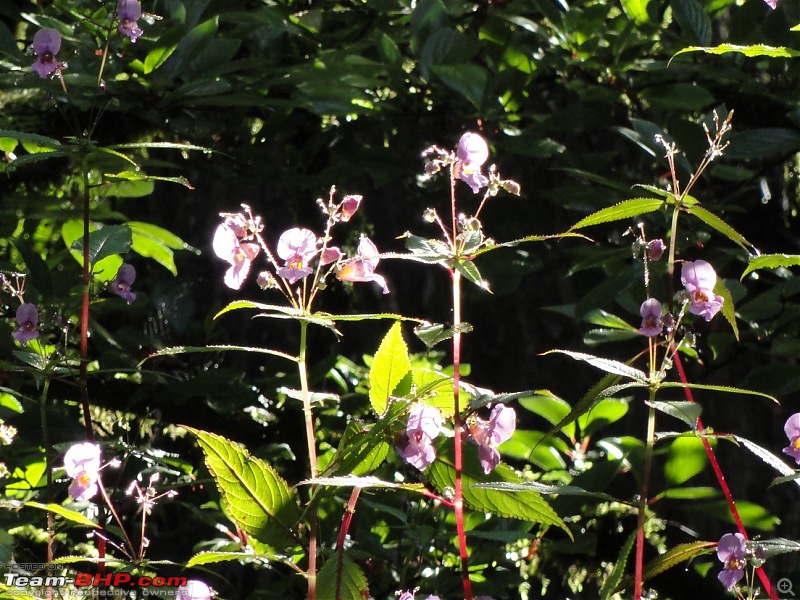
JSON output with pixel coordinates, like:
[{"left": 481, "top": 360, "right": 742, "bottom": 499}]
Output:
[
  {"left": 396, "top": 403, "right": 443, "bottom": 471},
  {"left": 638, "top": 298, "right": 663, "bottom": 337},
  {"left": 176, "top": 580, "right": 212, "bottom": 600},
  {"left": 108, "top": 263, "right": 137, "bottom": 303},
  {"left": 213, "top": 217, "right": 260, "bottom": 290},
  {"left": 117, "top": 0, "right": 144, "bottom": 42},
  {"left": 339, "top": 195, "right": 361, "bottom": 222},
  {"left": 13, "top": 303, "right": 39, "bottom": 344},
  {"left": 32, "top": 28, "right": 62, "bottom": 79},
  {"left": 470, "top": 404, "right": 516, "bottom": 474},
  {"left": 454, "top": 132, "right": 489, "bottom": 194},
  {"left": 276, "top": 228, "right": 318, "bottom": 285},
  {"left": 64, "top": 442, "right": 102, "bottom": 501},
  {"left": 783, "top": 413, "right": 800, "bottom": 464},
  {"left": 320, "top": 246, "right": 344, "bottom": 266},
  {"left": 337, "top": 236, "right": 389, "bottom": 294},
  {"left": 681, "top": 260, "right": 724, "bottom": 322},
  {"left": 716, "top": 532, "right": 747, "bottom": 591},
  {"left": 647, "top": 239, "right": 665, "bottom": 261}
]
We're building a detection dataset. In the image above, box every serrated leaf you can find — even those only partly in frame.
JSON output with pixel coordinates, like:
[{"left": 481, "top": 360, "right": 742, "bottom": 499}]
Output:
[
  {"left": 733, "top": 435, "right": 800, "bottom": 489},
  {"left": 670, "top": 0, "right": 711, "bottom": 45},
  {"left": 648, "top": 400, "right": 702, "bottom": 428},
  {"left": 403, "top": 233, "right": 451, "bottom": 262},
  {"left": 317, "top": 554, "right": 369, "bottom": 600},
  {"left": 25, "top": 502, "right": 100, "bottom": 529},
  {"left": 186, "top": 551, "right": 259, "bottom": 567},
  {"left": 453, "top": 257, "right": 488, "bottom": 290},
  {"left": 187, "top": 428, "right": 300, "bottom": 548},
  {"left": 583, "top": 309, "right": 639, "bottom": 331},
  {"left": 472, "top": 481, "right": 619, "bottom": 503},
  {"left": 139, "top": 344, "right": 297, "bottom": 367},
  {"left": 369, "top": 322, "right": 411, "bottom": 414},
  {"left": 600, "top": 529, "right": 637, "bottom": 599},
  {"left": 715, "top": 277, "right": 739, "bottom": 341},
  {"left": 0, "top": 129, "right": 62, "bottom": 148},
  {"left": 657, "top": 382, "right": 776, "bottom": 402},
  {"left": 71, "top": 225, "right": 133, "bottom": 270},
  {"left": 414, "top": 321, "right": 474, "bottom": 348},
  {"left": 675, "top": 44, "right": 800, "bottom": 58},
  {"left": 545, "top": 350, "right": 648, "bottom": 382},
  {"left": 642, "top": 541, "right": 715, "bottom": 582},
  {"left": 620, "top": 0, "right": 650, "bottom": 24},
  {"left": 427, "top": 443, "right": 569, "bottom": 534},
  {"left": 683, "top": 204, "right": 755, "bottom": 255},
  {"left": 754, "top": 538, "right": 800, "bottom": 558},
  {"left": 301, "top": 475, "right": 424, "bottom": 492},
  {"left": 741, "top": 254, "right": 800, "bottom": 279},
  {"left": 569, "top": 198, "right": 664, "bottom": 230},
  {"left": 412, "top": 368, "right": 456, "bottom": 417}
]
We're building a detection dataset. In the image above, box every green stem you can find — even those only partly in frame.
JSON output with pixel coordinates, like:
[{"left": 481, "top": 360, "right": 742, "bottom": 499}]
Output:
[
  {"left": 451, "top": 268, "right": 472, "bottom": 600},
  {"left": 634, "top": 394, "right": 656, "bottom": 600},
  {"left": 298, "top": 320, "right": 317, "bottom": 600},
  {"left": 39, "top": 378, "right": 53, "bottom": 599}
]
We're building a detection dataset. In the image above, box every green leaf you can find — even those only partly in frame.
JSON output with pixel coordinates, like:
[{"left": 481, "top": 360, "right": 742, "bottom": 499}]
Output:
[
  {"left": 187, "top": 428, "right": 300, "bottom": 548},
  {"left": 427, "top": 443, "right": 570, "bottom": 534},
  {"left": 369, "top": 322, "right": 412, "bottom": 414},
  {"left": 545, "top": 350, "right": 648, "bottom": 382},
  {"left": 755, "top": 538, "right": 800, "bottom": 558},
  {"left": 473, "top": 480, "right": 620, "bottom": 503},
  {"left": 317, "top": 554, "right": 369, "bottom": 600},
  {"left": 670, "top": 0, "right": 711, "bottom": 45},
  {"left": 726, "top": 128, "right": 800, "bottom": 159},
  {"left": 600, "top": 529, "right": 637, "bottom": 599},
  {"left": 675, "top": 44, "right": 800, "bottom": 59},
  {"left": 453, "top": 258, "right": 488, "bottom": 290},
  {"left": 741, "top": 254, "right": 800, "bottom": 279},
  {"left": 648, "top": 400, "right": 702, "bottom": 428},
  {"left": 583, "top": 309, "right": 639, "bottom": 331},
  {"left": 301, "top": 475, "right": 424, "bottom": 492},
  {"left": 578, "top": 397, "right": 630, "bottom": 437},
  {"left": 186, "top": 551, "right": 260, "bottom": 567},
  {"left": 620, "top": 0, "right": 650, "bottom": 24},
  {"left": 657, "top": 382, "right": 777, "bottom": 403},
  {"left": 71, "top": 225, "right": 132, "bottom": 270},
  {"left": 733, "top": 435, "right": 800, "bottom": 488},
  {"left": 25, "top": 502, "right": 100, "bottom": 529},
  {"left": 129, "top": 221, "right": 194, "bottom": 275},
  {"left": 414, "top": 321, "right": 474, "bottom": 348},
  {"left": 431, "top": 64, "right": 487, "bottom": 107},
  {"left": 139, "top": 345, "right": 297, "bottom": 367},
  {"left": 715, "top": 278, "right": 739, "bottom": 341},
  {"left": 664, "top": 436, "right": 708, "bottom": 485},
  {"left": 642, "top": 541, "right": 716, "bottom": 583},
  {"left": 519, "top": 391, "right": 576, "bottom": 439},
  {"left": 683, "top": 204, "right": 755, "bottom": 255},
  {"left": 568, "top": 198, "right": 664, "bottom": 230},
  {"left": 0, "top": 130, "right": 61, "bottom": 149}
]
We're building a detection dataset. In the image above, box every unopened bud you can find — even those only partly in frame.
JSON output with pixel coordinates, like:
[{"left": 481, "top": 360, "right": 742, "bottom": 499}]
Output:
[
  {"left": 422, "top": 208, "right": 437, "bottom": 223},
  {"left": 257, "top": 271, "right": 277, "bottom": 290},
  {"left": 647, "top": 239, "right": 666, "bottom": 261},
  {"left": 501, "top": 179, "right": 521, "bottom": 196}
]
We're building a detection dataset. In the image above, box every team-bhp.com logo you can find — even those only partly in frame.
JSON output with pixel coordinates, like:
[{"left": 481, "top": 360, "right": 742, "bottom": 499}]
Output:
[{"left": 4, "top": 571, "right": 188, "bottom": 594}]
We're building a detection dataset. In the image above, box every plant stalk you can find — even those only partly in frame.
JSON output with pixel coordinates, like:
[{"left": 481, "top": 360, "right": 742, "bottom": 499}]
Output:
[
  {"left": 298, "top": 320, "right": 317, "bottom": 600},
  {"left": 634, "top": 394, "right": 657, "bottom": 599}
]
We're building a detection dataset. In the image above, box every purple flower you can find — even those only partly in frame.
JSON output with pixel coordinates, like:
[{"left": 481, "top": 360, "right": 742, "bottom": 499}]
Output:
[
  {"left": 647, "top": 239, "right": 665, "bottom": 261},
  {"left": 783, "top": 413, "right": 800, "bottom": 464},
  {"left": 108, "top": 263, "right": 137, "bottom": 303},
  {"left": 12, "top": 303, "right": 39, "bottom": 344},
  {"left": 320, "top": 246, "right": 344, "bottom": 266},
  {"left": 117, "top": 0, "right": 144, "bottom": 42},
  {"left": 276, "top": 228, "right": 318, "bottom": 285},
  {"left": 340, "top": 195, "right": 361, "bottom": 222},
  {"left": 64, "top": 442, "right": 101, "bottom": 501},
  {"left": 177, "top": 580, "right": 212, "bottom": 600},
  {"left": 681, "top": 260, "right": 724, "bottom": 321},
  {"left": 396, "top": 403, "right": 443, "bottom": 471},
  {"left": 763, "top": 0, "right": 776, "bottom": 8},
  {"left": 32, "top": 28, "right": 62, "bottom": 79},
  {"left": 470, "top": 404, "right": 516, "bottom": 474},
  {"left": 454, "top": 132, "right": 489, "bottom": 194},
  {"left": 337, "top": 236, "right": 389, "bottom": 294},
  {"left": 638, "top": 298, "right": 663, "bottom": 337},
  {"left": 716, "top": 532, "right": 747, "bottom": 591},
  {"left": 213, "top": 217, "right": 260, "bottom": 290}
]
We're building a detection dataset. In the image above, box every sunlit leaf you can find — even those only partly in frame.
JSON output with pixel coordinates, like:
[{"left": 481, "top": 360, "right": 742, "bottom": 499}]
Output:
[{"left": 369, "top": 322, "right": 411, "bottom": 414}]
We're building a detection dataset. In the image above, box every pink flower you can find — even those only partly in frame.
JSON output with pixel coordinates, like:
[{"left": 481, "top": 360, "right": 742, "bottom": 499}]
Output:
[
  {"left": 13, "top": 303, "right": 39, "bottom": 344},
  {"left": 454, "top": 132, "right": 489, "bottom": 194},
  {"left": 763, "top": 0, "right": 776, "bottom": 8},
  {"left": 117, "top": 0, "right": 143, "bottom": 42},
  {"left": 276, "top": 228, "right": 318, "bottom": 284},
  {"left": 64, "top": 442, "right": 101, "bottom": 501},
  {"left": 716, "top": 533, "right": 747, "bottom": 591},
  {"left": 320, "top": 246, "right": 344, "bottom": 266},
  {"left": 32, "top": 28, "right": 62, "bottom": 79},
  {"left": 638, "top": 298, "right": 663, "bottom": 337},
  {"left": 396, "top": 403, "right": 443, "bottom": 471},
  {"left": 681, "top": 260, "right": 724, "bottom": 321},
  {"left": 470, "top": 404, "right": 516, "bottom": 474},
  {"left": 108, "top": 263, "right": 137, "bottom": 303},
  {"left": 340, "top": 195, "right": 361, "bottom": 222},
  {"left": 783, "top": 413, "right": 800, "bottom": 464},
  {"left": 177, "top": 580, "right": 212, "bottom": 600},
  {"left": 337, "top": 236, "right": 389, "bottom": 294},
  {"left": 213, "top": 217, "right": 260, "bottom": 290}
]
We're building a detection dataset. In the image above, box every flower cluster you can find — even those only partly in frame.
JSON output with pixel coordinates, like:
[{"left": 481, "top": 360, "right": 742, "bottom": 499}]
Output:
[
  {"left": 469, "top": 404, "right": 516, "bottom": 474},
  {"left": 212, "top": 196, "right": 389, "bottom": 296},
  {"left": 395, "top": 403, "right": 443, "bottom": 471}
]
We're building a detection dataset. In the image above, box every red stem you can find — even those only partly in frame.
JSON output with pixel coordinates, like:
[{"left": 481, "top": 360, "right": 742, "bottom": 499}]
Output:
[
  {"left": 334, "top": 487, "right": 361, "bottom": 600},
  {"left": 672, "top": 346, "right": 776, "bottom": 600}
]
